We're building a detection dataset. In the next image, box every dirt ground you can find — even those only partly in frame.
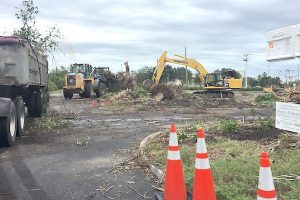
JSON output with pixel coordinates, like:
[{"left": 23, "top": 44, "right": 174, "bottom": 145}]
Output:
[{"left": 0, "top": 91, "right": 274, "bottom": 200}]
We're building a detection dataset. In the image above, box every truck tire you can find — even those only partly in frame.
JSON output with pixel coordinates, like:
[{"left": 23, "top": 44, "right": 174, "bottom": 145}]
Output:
[
  {"left": 16, "top": 99, "right": 25, "bottom": 137},
  {"left": 63, "top": 89, "right": 73, "bottom": 99},
  {"left": 35, "top": 90, "right": 43, "bottom": 117},
  {"left": 27, "top": 92, "right": 36, "bottom": 117},
  {"left": 79, "top": 92, "right": 85, "bottom": 98},
  {"left": 0, "top": 102, "right": 17, "bottom": 147},
  {"left": 95, "top": 82, "right": 106, "bottom": 98},
  {"left": 84, "top": 82, "right": 93, "bottom": 98}
]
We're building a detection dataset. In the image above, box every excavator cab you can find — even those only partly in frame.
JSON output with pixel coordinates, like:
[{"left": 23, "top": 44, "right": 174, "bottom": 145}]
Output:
[{"left": 205, "top": 73, "right": 224, "bottom": 87}]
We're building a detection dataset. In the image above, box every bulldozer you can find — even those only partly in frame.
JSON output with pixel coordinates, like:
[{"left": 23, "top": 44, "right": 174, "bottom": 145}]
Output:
[{"left": 63, "top": 64, "right": 117, "bottom": 99}]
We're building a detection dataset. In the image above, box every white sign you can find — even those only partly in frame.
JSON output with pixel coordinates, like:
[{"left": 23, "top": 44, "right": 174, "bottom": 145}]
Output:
[
  {"left": 294, "top": 24, "right": 300, "bottom": 57},
  {"left": 276, "top": 102, "right": 300, "bottom": 133},
  {"left": 266, "top": 25, "right": 296, "bottom": 61}
]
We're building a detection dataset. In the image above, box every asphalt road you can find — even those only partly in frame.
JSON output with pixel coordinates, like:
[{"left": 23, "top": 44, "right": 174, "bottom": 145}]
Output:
[
  {"left": 0, "top": 95, "right": 198, "bottom": 200},
  {"left": 0, "top": 93, "right": 273, "bottom": 200}
]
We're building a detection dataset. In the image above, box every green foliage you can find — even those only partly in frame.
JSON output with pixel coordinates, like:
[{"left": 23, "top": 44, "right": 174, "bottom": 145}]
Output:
[
  {"left": 257, "top": 118, "right": 274, "bottom": 130},
  {"left": 48, "top": 79, "right": 58, "bottom": 91},
  {"left": 14, "top": 0, "right": 62, "bottom": 52},
  {"left": 219, "top": 119, "right": 240, "bottom": 133},
  {"left": 177, "top": 122, "right": 206, "bottom": 142},
  {"left": 214, "top": 68, "right": 242, "bottom": 79},
  {"left": 248, "top": 72, "right": 282, "bottom": 88},
  {"left": 255, "top": 94, "right": 278, "bottom": 104},
  {"left": 133, "top": 65, "right": 193, "bottom": 84},
  {"left": 133, "top": 66, "right": 154, "bottom": 84},
  {"left": 37, "top": 111, "right": 66, "bottom": 132},
  {"left": 48, "top": 66, "right": 68, "bottom": 90},
  {"left": 129, "top": 86, "right": 148, "bottom": 98}
]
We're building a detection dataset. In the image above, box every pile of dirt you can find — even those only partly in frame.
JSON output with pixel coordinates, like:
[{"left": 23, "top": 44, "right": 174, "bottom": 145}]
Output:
[{"left": 150, "top": 84, "right": 182, "bottom": 100}]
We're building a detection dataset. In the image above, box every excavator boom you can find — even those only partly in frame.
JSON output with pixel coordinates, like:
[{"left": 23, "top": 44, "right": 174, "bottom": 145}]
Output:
[{"left": 152, "top": 51, "right": 208, "bottom": 83}]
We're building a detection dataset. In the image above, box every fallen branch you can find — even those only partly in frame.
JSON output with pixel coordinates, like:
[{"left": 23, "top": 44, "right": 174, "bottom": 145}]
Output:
[
  {"left": 89, "top": 155, "right": 138, "bottom": 180},
  {"left": 152, "top": 185, "right": 164, "bottom": 192},
  {"left": 273, "top": 174, "right": 300, "bottom": 181},
  {"left": 126, "top": 183, "right": 152, "bottom": 199}
]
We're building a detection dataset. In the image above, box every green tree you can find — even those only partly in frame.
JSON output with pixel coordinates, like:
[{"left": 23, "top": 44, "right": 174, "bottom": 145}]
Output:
[
  {"left": 173, "top": 67, "right": 193, "bottom": 84},
  {"left": 48, "top": 66, "right": 68, "bottom": 91},
  {"left": 214, "top": 68, "right": 242, "bottom": 79},
  {"left": 14, "top": 0, "right": 62, "bottom": 52},
  {"left": 134, "top": 66, "right": 154, "bottom": 83}
]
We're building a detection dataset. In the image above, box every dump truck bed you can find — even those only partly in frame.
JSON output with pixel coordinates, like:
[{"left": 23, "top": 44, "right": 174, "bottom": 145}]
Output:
[{"left": 0, "top": 36, "right": 48, "bottom": 87}]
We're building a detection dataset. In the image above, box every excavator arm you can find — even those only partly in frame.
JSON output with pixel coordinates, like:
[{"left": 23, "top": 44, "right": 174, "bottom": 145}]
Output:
[{"left": 152, "top": 51, "right": 208, "bottom": 83}]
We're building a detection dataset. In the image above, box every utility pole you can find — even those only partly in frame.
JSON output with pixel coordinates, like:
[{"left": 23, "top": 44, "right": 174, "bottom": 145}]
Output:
[
  {"left": 267, "top": 65, "right": 271, "bottom": 87},
  {"left": 297, "top": 64, "right": 299, "bottom": 84},
  {"left": 185, "top": 46, "right": 188, "bottom": 86},
  {"left": 243, "top": 53, "right": 249, "bottom": 88}
]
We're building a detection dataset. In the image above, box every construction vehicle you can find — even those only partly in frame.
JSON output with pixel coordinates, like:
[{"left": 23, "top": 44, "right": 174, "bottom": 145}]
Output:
[
  {"left": 63, "top": 64, "right": 117, "bottom": 99},
  {"left": 0, "top": 36, "right": 49, "bottom": 146},
  {"left": 152, "top": 51, "right": 243, "bottom": 97}
]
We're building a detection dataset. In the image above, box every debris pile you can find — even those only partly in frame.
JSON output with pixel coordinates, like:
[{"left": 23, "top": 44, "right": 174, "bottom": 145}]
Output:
[
  {"left": 276, "top": 88, "right": 300, "bottom": 104},
  {"left": 116, "top": 72, "right": 136, "bottom": 90},
  {"left": 150, "top": 84, "right": 175, "bottom": 100}
]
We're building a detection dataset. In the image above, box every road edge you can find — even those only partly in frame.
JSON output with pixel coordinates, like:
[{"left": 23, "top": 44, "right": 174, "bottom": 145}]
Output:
[{"left": 139, "top": 131, "right": 165, "bottom": 183}]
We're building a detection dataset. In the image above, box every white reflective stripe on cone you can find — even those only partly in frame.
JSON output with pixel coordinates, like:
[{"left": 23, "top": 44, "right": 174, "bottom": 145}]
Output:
[
  {"left": 257, "top": 196, "right": 277, "bottom": 200},
  {"left": 195, "top": 158, "right": 210, "bottom": 169},
  {"left": 167, "top": 150, "right": 181, "bottom": 160},
  {"left": 169, "top": 133, "right": 179, "bottom": 146},
  {"left": 258, "top": 167, "right": 275, "bottom": 191},
  {"left": 196, "top": 138, "right": 207, "bottom": 153}
]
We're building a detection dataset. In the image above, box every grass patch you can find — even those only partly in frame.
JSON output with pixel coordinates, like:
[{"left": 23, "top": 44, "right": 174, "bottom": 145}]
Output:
[
  {"left": 257, "top": 117, "right": 274, "bottom": 130},
  {"left": 255, "top": 93, "right": 277, "bottom": 104},
  {"left": 146, "top": 118, "right": 300, "bottom": 200},
  {"left": 177, "top": 122, "right": 207, "bottom": 143},
  {"left": 218, "top": 119, "right": 240, "bottom": 134},
  {"left": 145, "top": 129, "right": 300, "bottom": 199}
]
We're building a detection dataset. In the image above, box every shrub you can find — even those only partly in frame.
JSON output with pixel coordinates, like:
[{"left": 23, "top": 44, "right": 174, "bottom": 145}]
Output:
[
  {"left": 257, "top": 117, "right": 274, "bottom": 130},
  {"left": 219, "top": 119, "right": 240, "bottom": 133},
  {"left": 255, "top": 94, "right": 277, "bottom": 104},
  {"left": 129, "top": 86, "right": 148, "bottom": 98}
]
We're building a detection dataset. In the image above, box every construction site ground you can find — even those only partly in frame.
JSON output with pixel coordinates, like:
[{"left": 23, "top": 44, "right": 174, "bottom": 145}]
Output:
[{"left": 0, "top": 91, "right": 275, "bottom": 200}]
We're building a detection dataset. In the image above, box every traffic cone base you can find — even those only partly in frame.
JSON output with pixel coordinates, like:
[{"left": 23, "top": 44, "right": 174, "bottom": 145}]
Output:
[{"left": 193, "top": 169, "right": 216, "bottom": 200}]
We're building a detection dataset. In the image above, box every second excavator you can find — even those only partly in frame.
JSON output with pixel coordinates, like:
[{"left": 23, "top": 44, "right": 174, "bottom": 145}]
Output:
[{"left": 152, "top": 51, "right": 243, "bottom": 98}]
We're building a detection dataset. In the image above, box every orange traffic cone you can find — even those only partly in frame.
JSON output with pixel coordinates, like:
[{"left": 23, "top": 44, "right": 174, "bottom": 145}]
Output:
[
  {"left": 192, "top": 129, "right": 216, "bottom": 200},
  {"left": 257, "top": 152, "right": 277, "bottom": 200},
  {"left": 163, "top": 124, "right": 187, "bottom": 200}
]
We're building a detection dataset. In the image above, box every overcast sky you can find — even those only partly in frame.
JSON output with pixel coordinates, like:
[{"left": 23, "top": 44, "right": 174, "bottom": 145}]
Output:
[{"left": 1, "top": 0, "right": 300, "bottom": 79}]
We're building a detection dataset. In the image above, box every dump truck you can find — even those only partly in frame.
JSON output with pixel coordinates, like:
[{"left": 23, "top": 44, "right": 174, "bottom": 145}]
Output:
[
  {"left": 63, "top": 64, "right": 118, "bottom": 98},
  {"left": 0, "top": 36, "right": 48, "bottom": 146}
]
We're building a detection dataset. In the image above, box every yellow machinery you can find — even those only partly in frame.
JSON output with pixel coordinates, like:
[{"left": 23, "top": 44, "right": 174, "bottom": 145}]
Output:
[
  {"left": 152, "top": 51, "right": 243, "bottom": 97},
  {"left": 63, "top": 63, "right": 95, "bottom": 99}
]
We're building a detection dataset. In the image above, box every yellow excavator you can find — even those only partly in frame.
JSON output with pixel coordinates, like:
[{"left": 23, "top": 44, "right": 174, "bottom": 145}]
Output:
[{"left": 152, "top": 51, "right": 243, "bottom": 97}]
